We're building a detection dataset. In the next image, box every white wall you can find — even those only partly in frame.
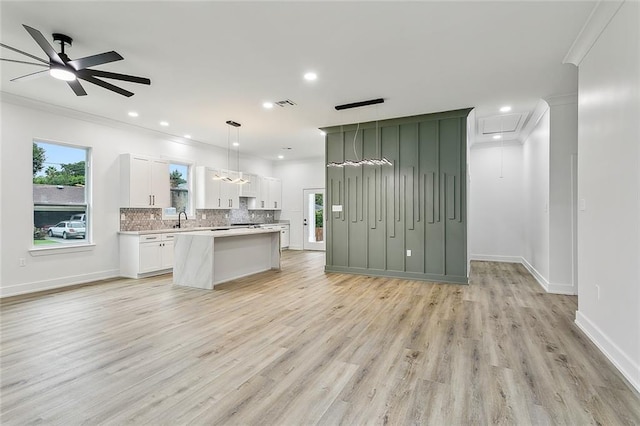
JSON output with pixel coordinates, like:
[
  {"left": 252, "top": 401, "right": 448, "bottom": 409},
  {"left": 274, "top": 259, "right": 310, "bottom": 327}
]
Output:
[
  {"left": 574, "top": 0, "right": 640, "bottom": 392},
  {"left": 469, "top": 142, "right": 524, "bottom": 262},
  {"left": 0, "top": 98, "right": 273, "bottom": 297},
  {"left": 273, "top": 158, "right": 325, "bottom": 250},
  {"left": 522, "top": 109, "right": 550, "bottom": 286},
  {"left": 547, "top": 96, "right": 579, "bottom": 293}
]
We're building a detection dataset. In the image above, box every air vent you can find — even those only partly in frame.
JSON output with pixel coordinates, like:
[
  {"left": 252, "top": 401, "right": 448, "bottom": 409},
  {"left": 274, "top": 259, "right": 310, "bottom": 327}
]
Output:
[{"left": 275, "top": 99, "right": 296, "bottom": 107}]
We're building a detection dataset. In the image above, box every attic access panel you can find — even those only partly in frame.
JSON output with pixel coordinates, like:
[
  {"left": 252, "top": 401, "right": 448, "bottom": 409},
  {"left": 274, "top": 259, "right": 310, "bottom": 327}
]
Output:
[{"left": 480, "top": 113, "right": 527, "bottom": 135}]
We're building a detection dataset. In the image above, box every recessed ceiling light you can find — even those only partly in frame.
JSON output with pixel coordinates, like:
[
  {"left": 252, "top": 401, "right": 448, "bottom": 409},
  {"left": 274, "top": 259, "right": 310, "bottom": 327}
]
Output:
[
  {"left": 263, "top": 102, "right": 274, "bottom": 109},
  {"left": 319, "top": 130, "right": 326, "bottom": 136},
  {"left": 128, "top": 111, "right": 139, "bottom": 117},
  {"left": 493, "top": 135, "right": 502, "bottom": 140},
  {"left": 500, "top": 106, "right": 512, "bottom": 113},
  {"left": 184, "top": 134, "right": 191, "bottom": 139},
  {"left": 160, "top": 121, "right": 169, "bottom": 127},
  {"left": 304, "top": 72, "right": 317, "bottom": 81},
  {"left": 278, "top": 155, "right": 284, "bottom": 159},
  {"left": 232, "top": 142, "right": 240, "bottom": 147}
]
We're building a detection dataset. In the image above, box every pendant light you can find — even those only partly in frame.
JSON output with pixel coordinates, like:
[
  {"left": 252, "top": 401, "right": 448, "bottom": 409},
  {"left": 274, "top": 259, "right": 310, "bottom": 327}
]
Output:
[{"left": 213, "top": 120, "right": 249, "bottom": 184}]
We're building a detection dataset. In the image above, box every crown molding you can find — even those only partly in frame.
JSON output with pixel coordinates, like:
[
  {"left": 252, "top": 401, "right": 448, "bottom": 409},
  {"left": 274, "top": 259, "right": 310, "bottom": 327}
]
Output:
[
  {"left": 563, "top": 0, "right": 624, "bottom": 66},
  {"left": 544, "top": 93, "right": 578, "bottom": 107}
]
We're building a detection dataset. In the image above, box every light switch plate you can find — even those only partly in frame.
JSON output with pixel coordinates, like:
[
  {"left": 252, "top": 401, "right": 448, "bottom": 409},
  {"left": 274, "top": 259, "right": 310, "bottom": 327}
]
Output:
[
  {"left": 120, "top": 213, "right": 125, "bottom": 221},
  {"left": 579, "top": 199, "right": 586, "bottom": 211}
]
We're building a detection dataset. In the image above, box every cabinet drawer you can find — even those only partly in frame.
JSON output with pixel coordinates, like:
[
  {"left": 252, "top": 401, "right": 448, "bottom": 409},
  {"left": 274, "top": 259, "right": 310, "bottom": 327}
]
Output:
[{"left": 140, "top": 234, "right": 161, "bottom": 242}]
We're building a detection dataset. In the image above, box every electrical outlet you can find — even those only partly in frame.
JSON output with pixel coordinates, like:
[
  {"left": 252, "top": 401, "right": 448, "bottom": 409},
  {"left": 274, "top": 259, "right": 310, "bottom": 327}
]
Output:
[
  {"left": 202, "top": 214, "right": 207, "bottom": 220},
  {"left": 149, "top": 214, "right": 154, "bottom": 220},
  {"left": 251, "top": 213, "right": 255, "bottom": 218},
  {"left": 225, "top": 214, "right": 228, "bottom": 218},
  {"left": 19, "top": 258, "right": 26, "bottom": 267},
  {"left": 406, "top": 250, "right": 412, "bottom": 257},
  {"left": 580, "top": 199, "right": 586, "bottom": 211},
  {"left": 267, "top": 213, "right": 271, "bottom": 218},
  {"left": 120, "top": 213, "right": 125, "bottom": 221}
]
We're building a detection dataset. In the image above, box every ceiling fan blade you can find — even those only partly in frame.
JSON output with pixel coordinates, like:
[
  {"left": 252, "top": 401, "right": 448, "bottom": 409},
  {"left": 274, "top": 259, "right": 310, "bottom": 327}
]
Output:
[
  {"left": 67, "top": 79, "right": 87, "bottom": 96},
  {"left": 0, "top": 42, "right": 48, "bottom": 64},
  {"left": 78, "top": 74, "right": 133, "bottom": 97},
  {"left": 79, "top": 68, "right": 150, "bottom": 85},
  {"left": 68, "top": 51, "right": 123, "bottom": 70},
  {"left": 23, "top": 25, "right": 63, "bottom": 64},
  {"left": 1, "top": 57, "right": 49, "bottom": 67},
  {"left": 10, "top": 69, "right": 49, "bottom": 82}
]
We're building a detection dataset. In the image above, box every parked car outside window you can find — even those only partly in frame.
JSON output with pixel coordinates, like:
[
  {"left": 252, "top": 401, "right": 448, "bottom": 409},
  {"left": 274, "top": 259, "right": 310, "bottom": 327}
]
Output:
[
  {"left": 47, "top": 221, "right": 86, "bottom": 239},
  {"left": 70, "top": 214, "right": 86, "bottom": 223}
]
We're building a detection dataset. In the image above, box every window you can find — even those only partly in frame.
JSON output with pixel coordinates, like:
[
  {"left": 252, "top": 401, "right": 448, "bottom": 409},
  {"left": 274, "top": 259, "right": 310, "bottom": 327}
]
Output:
[
  {"left": 167, "top": 162, "right": 192, "bottom": 217},
  {"left": 33, "top": 141, "right": 90, "bottom": 247}
]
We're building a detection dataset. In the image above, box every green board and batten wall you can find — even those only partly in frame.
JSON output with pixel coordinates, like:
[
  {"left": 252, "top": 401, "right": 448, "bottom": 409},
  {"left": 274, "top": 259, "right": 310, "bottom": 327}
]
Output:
[{"left": 323, "top": 108, "right": 471, "bottom": 284}]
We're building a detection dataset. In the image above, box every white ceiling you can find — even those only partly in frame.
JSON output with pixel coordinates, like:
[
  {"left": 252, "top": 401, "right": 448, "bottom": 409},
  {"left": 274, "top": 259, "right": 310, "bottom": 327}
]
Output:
[{"left": 0, "top": 1, "right": 594, "bottom": 160}]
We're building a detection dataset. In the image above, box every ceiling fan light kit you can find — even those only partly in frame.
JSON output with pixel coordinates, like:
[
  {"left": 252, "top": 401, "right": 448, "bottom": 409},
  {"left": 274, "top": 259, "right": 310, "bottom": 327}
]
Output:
[{"left": 0, "top": 24, "right": 151, "bottom": 97}]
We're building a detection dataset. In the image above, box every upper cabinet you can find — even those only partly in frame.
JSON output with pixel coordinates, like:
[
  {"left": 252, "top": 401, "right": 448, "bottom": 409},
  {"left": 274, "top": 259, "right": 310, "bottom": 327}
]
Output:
[
  {"left": 120, "top": 154, "right": 170, "bottom": 208},
  {"left": 248, "top": 176, "right": 281, "bottom": 210},
  {"left": 238, "top": 172, "right": 258, "bottom": 198},
  {"left": 195, "top": 167, "right": 240, "bottom": 209}
]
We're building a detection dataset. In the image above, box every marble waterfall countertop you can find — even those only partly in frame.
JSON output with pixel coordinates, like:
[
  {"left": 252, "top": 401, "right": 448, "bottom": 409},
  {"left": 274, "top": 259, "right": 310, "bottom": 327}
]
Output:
[{"left": 173, "top": 227, "right": 281, "bottom": 289}]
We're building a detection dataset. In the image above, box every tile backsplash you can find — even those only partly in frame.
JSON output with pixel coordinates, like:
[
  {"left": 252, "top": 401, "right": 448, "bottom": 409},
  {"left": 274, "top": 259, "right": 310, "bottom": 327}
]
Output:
[{"left": 120, "top": 198, "right": 277, "bottom": 231}]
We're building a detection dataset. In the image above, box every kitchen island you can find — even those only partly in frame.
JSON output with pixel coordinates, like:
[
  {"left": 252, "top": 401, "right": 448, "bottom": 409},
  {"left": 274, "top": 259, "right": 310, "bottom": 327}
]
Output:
[{"left": 173, "top": 227, "right": 281, "bottom": 289}]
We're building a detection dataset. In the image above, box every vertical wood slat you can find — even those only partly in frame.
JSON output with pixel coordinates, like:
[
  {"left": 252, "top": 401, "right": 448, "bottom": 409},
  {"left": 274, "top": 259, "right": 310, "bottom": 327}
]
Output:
[
  {"left": 386, "top": 175, "right": 395, "bottom": 238},
  {"left": 426, "top": 172, "right": 435, "bottom": 223},
  {"left": 447, "top": 174, "right": 456, "bottom": 220},
  {"left": 406, "top": 173, "right": 414, "bottom": 230},
  {"left": 377, "top": 167, "right": 383, "bottom": 222}
]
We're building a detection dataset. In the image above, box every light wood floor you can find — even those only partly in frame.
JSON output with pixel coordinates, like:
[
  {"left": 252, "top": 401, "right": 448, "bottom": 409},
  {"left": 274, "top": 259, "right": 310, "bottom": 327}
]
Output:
[{"left": 1, "top": 251, "right": 639, "bottom": 425}]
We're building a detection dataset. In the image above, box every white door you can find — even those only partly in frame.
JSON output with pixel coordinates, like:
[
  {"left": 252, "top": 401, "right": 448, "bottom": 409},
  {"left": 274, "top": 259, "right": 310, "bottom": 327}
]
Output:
[{"left": 303, "top": 189, "right": 325, "bottom": 251}]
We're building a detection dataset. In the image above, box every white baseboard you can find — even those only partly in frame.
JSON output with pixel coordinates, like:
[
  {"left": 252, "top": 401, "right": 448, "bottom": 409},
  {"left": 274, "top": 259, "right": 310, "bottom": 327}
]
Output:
[
  {"left": 575, "top": 311, "right": 640, "bottom": 394},
  {"left": 520, "top": 257, "right": 550, "bottom": 292},
  {"left": 0, "top": 269, "right": 120, "bottom": 298},
  {"left": 472, "top": 254, "right": 576, "bottom": 295},
  {"left": 470, "top": 254, "right": 523, "bottom": 263}
]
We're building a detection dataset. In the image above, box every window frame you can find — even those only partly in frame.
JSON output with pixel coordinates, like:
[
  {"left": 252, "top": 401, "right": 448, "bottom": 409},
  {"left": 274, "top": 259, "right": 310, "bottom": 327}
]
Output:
[
  {"left": 163, "top": 160, "right": 194, "bottom": 220},
  {"left": 31, "top": 138, "right": 92, "bottom": 252}
]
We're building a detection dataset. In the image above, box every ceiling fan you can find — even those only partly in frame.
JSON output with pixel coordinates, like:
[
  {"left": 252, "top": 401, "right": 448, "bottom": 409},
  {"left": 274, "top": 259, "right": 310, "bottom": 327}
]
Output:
[{"left": 0, "top": 24, "right": 150, "bottom": 97}]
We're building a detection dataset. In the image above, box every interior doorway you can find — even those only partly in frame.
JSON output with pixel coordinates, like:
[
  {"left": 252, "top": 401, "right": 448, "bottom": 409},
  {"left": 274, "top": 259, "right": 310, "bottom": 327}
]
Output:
[{"left": 303, "top": 188, "right": 325, "bottom": 251}]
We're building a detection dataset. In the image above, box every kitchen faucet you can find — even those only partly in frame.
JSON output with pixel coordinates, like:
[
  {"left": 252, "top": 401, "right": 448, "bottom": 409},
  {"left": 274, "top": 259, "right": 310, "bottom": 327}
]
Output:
[{"left": 176, "top": 211, "right": 187, "bottom": 228}]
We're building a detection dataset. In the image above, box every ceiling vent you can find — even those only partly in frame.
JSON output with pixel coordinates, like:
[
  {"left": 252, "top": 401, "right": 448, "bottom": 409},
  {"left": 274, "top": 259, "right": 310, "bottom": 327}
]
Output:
[
  {"left": 479, "top": 112, "right": 529, "bottom": 135},
  {"left": 275, "top": 99, "right": 296, "bottom": 107}
]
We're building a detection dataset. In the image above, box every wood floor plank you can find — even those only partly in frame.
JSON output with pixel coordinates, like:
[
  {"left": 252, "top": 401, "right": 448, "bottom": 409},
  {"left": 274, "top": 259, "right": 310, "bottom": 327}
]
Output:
[{"left": 1, "top": 253, "right": 639, "bottom": 425}]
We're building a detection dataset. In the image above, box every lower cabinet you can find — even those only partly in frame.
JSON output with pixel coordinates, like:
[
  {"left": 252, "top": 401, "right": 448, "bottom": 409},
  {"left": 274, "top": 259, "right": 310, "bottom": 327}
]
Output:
[
  {"left": 120, "top": 233, "right": 175, "bottom": 278},
  {"left": 279, "top": 224, "right": 290, "bottom": 249}
]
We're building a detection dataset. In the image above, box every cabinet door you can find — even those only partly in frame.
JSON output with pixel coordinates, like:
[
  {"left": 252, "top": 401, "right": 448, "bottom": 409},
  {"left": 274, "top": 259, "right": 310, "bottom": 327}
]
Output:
[
  {"left": 139, "top": 241, "right": 162, "bottom": 273},
  {"left": 268, "top": 178, "right": 282, "bottom": 210},
  {"left": 207, "top": 169, "right": 224, "bottom": 209},
  {"left": 151, "top": 159, "right": 170, "bottom": 208},
  {"left": 239, "top": 173, "right": 258, "bottom": 198},
  {"left": 226, "top": 170, "right": 240, "bottom": 209},
  {"left": 280, "top": 227, "right": 290, "bottom": 248},
  {"left": 196, "top": 167, "right": 223, "bottom": 209},
  {"left": 258, "top": 176, "right": 269, "bottom": 209},
  {"left": 130, "top": 156, "right": 152, "bottom": 207},
  {"left": 161, "top": 240, "right": 174, "bottom": 269}
]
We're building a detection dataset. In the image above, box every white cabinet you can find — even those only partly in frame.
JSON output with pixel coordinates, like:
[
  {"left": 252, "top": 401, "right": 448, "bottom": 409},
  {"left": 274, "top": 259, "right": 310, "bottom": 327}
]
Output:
[
  {"left": 267, "top": 177, "right": 282, "bottom": 210},
  {"left": 196, "top": 166, "right": 222, "bottom": 209},
  {"left": 249, "top": 176, "right": 282, "bottom": 210},
  {"left": 120, "top": 154, "right": 170, "bottom": 208},
  {"left": 120, "top": 233, "right": 175, "bottom": 278},
  {"left": 239, "top": 172, "right": 258, "bottom": 198},
  {"left": 279, "top": 224, "right": 290, "bottom": 248},
  {"left": 221, "top": 170, "right": 240, "bottom": 209},
  {"left": 196, "top": 167, "right": 240, "bottom": 209}
]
